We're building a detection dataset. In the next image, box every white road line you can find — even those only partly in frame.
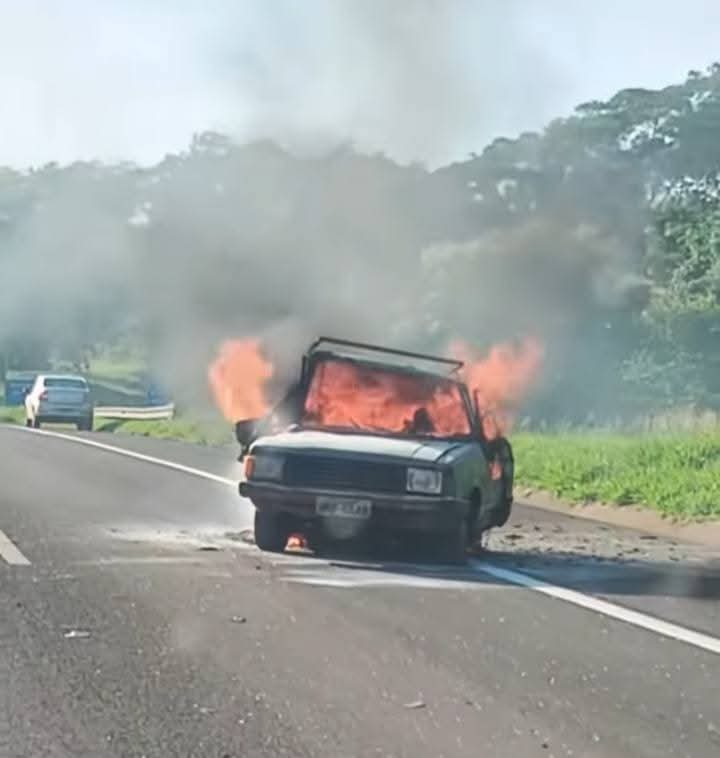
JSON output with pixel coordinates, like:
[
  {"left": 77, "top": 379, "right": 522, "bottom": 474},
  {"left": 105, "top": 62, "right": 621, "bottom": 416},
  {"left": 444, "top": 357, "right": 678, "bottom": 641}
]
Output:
[
  {"left": 14, "top": 426, "right": 235, "bottom": 486},
  {"left": 474, "top": 561, "right": 720, "bottom": 656},
  {"left": 9, "top": 425, "right": 720, "bottom": 655},
  {"left": 0, "top": 529, "right": 31, "bottom": 566}
]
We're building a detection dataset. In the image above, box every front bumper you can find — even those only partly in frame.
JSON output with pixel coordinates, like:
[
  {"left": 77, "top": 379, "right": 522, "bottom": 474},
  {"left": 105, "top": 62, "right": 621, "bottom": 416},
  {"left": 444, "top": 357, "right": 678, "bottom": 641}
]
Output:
[
  {"left": 37, "top": 404, "right": 92, "bottom": 421},
  {"left": 239, "top": 480, "right": 468, "bottom": 533}
]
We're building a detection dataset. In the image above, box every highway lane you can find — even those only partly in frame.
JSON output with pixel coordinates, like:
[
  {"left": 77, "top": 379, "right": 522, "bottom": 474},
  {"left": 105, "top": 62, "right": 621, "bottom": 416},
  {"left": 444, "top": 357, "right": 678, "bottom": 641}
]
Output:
[
  {"left": 29, "top": 426, "right": 720, "bottom": 637},
  {"left": 1, "top": 426, "right": 719, "bottom": 757}
]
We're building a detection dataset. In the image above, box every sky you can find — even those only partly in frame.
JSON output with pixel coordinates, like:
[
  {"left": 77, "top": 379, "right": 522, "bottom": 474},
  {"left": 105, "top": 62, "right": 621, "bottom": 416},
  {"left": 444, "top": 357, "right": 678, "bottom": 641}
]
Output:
[{"left": 1, "top": 0, "right": 720, "bottom": 169}]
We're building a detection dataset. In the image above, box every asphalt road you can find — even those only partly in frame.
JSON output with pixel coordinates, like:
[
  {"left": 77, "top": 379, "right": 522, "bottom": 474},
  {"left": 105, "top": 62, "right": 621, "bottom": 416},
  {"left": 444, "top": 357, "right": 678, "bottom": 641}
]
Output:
[{"left": 1, "top": 426, "right": 719, "bottom": 757}]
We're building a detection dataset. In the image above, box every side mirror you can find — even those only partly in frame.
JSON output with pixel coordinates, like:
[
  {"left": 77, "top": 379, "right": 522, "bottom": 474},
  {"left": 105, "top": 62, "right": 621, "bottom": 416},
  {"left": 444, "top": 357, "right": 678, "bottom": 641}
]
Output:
[{"left": 235, "top": 418, "right": 259, "bottom": 448}]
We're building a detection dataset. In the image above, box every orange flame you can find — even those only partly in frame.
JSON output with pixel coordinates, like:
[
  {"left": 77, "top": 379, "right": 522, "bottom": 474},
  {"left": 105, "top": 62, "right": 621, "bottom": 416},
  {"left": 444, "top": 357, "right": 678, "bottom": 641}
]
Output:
[
  {"left": 303, "top": 359, "right": 471, "bottom": 436},
  {"left": 208, "top": 335, "right": 542, "bottom": 440},
  {"left": 208, "top": 338, "right": 273, "bottom": 422},
  {"left": 451, "top": 337, "right": 543, "bottom": 439},
  {"left": 286, "top": 533, "right": 308, "bottom": 551}
]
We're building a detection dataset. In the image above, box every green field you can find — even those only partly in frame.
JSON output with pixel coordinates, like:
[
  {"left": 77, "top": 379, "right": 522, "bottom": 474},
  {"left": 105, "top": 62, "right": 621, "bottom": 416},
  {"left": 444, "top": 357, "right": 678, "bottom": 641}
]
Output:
[
  {"left": 0, "top": 406, "right": 24, "bottom": 424},
  {"left": 513, "top": 431, "right": 720, "bottom": 520}
]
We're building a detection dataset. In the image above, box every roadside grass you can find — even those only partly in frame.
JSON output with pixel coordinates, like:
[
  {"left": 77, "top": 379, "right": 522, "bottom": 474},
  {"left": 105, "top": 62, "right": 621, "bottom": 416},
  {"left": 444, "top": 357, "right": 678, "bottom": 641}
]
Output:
[
  {"left": 95, "top": 417, "right": 233, "bottom": 447},
  {"left": 0, "top": 405, "right": 24, "bottom": 424},
  {"left": 513, "top": 431, "right": 720, "bottom": 520}
]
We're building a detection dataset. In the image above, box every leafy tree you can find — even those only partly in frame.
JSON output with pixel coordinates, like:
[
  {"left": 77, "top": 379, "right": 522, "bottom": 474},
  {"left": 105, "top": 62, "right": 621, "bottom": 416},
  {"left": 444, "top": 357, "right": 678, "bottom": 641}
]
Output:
[{"left": 3, "top": 63, "right": 720, "bottom": 419}]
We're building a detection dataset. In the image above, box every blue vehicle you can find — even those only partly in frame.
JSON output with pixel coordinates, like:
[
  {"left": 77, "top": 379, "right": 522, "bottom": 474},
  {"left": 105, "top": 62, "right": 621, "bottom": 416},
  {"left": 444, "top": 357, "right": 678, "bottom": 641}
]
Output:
[{"left": 24, "top": 374, "right": 94, "bottom": 431}]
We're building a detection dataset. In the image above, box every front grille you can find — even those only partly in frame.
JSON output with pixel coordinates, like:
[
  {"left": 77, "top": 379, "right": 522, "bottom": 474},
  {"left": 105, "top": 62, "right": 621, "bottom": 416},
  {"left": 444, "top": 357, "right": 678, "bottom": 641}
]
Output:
[{"left": 284, "top": 454, "right": 405, "bottom": 494}]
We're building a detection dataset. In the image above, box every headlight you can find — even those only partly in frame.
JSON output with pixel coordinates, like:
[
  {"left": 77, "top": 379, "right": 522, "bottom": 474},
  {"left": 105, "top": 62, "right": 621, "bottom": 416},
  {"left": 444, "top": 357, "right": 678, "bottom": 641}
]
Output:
[
  {"left": 247, "top": 454, "right": 285, "bottom": 481},
  {"left": 407, "top": 467, "right": 443, "bottom": 495}
]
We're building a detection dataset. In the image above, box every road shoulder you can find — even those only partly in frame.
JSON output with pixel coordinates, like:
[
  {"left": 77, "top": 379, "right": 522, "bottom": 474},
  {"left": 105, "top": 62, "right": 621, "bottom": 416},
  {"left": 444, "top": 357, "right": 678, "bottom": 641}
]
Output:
[{"left": 518, "top": 488, "right": 720, "bottom": 547}]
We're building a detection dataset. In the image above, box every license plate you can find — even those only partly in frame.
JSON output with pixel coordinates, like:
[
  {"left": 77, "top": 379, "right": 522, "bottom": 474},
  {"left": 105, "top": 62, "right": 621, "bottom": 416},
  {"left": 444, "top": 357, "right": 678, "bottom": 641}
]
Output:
[{"left": 316, "top": 497, "right": 372, "bottom": 519}]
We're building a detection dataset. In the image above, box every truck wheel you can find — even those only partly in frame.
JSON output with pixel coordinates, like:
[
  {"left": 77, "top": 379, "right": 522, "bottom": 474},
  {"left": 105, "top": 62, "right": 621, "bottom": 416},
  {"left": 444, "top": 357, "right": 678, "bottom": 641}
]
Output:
[
  {"left": 436, "top": 521, "right": 468, "bottom": 565},
  {"left": 493, "top": 499, "right": 511, "bottom": 528},
  {"left": 492, "top": 437, "right": 514, "bottom": 528},
  {"left": 307, "top": 530, "right": 327, "bottom": 556},
  {"left": 253, "top": 509, "right": 289, "bottom": 553},
  {"left": 493, "top": 466, "right": 513, "bottom": 527}
]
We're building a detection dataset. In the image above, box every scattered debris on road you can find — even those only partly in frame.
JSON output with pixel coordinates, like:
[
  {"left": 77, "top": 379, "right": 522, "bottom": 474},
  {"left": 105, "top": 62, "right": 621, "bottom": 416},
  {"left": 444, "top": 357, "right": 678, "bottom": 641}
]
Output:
[
  {"left": 403, "top": 700, "right": 426, "bottom": 710},
  {"left": 225, "top": 529, "right": 255, "bottom": 545},
  {"left": 63, "top": 629, "right": 91, "bottom": 639},
  {"left": 230, "top": 615, "right": 247, "bottom": 624}
]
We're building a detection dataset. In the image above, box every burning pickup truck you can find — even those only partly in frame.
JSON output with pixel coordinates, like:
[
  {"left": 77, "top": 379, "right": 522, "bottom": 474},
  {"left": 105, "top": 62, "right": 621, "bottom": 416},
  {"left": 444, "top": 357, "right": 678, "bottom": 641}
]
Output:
[{"left": 235, "top": 337, "right": 515, "bottom": 564}]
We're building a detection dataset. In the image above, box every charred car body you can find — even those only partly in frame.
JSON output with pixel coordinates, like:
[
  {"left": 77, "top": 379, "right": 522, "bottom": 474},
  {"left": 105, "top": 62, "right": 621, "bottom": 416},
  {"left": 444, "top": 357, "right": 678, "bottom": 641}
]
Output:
[{"left": 236, "top": 338, "right": 514, "bottom": 563}]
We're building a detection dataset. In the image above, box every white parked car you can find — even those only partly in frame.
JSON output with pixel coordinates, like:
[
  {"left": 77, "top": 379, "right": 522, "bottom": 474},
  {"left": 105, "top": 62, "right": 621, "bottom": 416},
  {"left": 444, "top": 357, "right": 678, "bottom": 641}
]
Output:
[{"left": 24, "top": 374, "right": 94, "bottom": 431}]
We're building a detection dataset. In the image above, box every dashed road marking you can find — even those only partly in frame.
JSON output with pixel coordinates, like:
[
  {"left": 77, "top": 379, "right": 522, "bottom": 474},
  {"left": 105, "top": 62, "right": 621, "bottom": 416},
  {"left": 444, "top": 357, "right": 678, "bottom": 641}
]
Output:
[{"left": 0, "top": 529, "right": 31, "bottom": 566}]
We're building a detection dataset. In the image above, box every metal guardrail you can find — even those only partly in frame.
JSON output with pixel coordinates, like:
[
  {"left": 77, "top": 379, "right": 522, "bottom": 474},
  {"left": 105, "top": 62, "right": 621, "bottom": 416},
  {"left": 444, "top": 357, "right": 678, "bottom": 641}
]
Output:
[{"left": 93, "top": 404, "right": 175, "bottom": 420}]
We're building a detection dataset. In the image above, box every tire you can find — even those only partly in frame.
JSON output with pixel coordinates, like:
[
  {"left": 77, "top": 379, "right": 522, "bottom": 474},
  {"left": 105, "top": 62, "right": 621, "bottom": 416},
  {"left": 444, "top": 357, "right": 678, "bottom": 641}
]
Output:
[
  {"left": 435, "top": 521, "right": 468, "bottom": 565},
  {"left": 493, "top": 499, "right": 512, "bottom": 528},
  {"left": 490, "top": 437, "right": 514, "bottom": 528},
  {"left": 468, "top": 490, "right": 484, "bottom": 545},
  {"left": 77, "top": 416, "right": 93, "bottom": 432},
  {"left": 253, "top": 509, "right": 290, "bottom": 553},
  {"left": 307, "top": 530, "right": 327, "bottom": 556}
]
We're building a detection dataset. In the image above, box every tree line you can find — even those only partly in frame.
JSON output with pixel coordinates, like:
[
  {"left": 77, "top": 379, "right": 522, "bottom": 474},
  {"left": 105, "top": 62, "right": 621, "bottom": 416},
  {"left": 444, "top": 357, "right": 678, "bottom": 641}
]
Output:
[{"left": 2, "top": 65, "right": 720, "bottom": 420}]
